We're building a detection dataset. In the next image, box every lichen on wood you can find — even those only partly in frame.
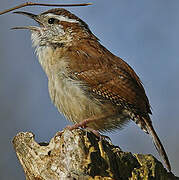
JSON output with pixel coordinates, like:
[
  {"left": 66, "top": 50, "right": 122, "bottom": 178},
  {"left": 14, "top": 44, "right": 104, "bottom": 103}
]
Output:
[{"left": 12, "top": 129, "right": 178, "bottom": 180}]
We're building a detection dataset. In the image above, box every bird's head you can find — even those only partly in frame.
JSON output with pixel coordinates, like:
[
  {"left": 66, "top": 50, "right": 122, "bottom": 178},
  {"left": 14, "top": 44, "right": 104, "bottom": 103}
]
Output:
[{"left": 13, "top": 8, "right": 94, "bottom": 47}]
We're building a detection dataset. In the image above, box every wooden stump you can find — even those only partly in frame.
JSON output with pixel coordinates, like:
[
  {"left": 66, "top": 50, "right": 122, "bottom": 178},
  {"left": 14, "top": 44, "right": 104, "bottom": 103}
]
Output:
[{"left": 12, "top": 129, "right": 178, "bottom": 180}]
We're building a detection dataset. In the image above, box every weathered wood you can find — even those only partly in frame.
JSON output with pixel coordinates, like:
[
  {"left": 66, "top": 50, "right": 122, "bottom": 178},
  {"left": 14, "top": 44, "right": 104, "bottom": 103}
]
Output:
[{"left": 12, "top": 129, "right": 178, "bottom": 180}]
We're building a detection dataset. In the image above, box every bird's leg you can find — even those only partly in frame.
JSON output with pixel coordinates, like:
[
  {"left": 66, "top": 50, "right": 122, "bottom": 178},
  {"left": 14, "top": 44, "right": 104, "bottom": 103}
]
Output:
[
  {"left": 66, "top": 117, "right": 95, "bottom": 130},
  {"left": 66, "top": 115, "right": 112, "bottom": 140},
  {"left": 66, "top": 114, "right": 111, "bottom": 131}
]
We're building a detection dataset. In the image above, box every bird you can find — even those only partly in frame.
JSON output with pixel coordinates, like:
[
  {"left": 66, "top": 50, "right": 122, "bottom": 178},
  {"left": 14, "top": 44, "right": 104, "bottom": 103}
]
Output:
[{"left": 13, "top": 8, "right": 171, "bottom": 171}]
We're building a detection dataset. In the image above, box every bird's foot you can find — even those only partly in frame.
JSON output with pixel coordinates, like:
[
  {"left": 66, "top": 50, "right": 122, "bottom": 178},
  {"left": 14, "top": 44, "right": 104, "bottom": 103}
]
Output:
[
  {"left": 66, "top": 121, "right": 111, "bottom": 141},
  {"left": 65, "top": 116, "right": 111, "bottom": 141}
]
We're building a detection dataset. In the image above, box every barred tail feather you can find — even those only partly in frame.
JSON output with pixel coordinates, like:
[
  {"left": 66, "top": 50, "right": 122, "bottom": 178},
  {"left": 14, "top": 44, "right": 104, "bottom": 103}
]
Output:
[{"left": 142, "top": 117, "right": 171, "bottom": 172}]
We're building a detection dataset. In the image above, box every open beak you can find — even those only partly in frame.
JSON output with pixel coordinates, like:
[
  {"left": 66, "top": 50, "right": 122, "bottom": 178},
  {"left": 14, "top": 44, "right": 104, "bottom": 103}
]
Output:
[{"left": 12, "top": 11, "right": 42, "bottom": 31}]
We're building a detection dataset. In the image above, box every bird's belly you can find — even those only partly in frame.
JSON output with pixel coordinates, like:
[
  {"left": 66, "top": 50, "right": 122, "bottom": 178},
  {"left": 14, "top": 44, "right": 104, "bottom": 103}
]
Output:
[{"left": 48, "top": 77, "right": 130, "bottom": 131}]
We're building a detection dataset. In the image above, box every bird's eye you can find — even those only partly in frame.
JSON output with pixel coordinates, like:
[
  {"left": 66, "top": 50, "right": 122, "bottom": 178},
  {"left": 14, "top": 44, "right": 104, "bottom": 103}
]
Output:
[{"left": 48, "top": 18, "right": 56, "bottom": 24}]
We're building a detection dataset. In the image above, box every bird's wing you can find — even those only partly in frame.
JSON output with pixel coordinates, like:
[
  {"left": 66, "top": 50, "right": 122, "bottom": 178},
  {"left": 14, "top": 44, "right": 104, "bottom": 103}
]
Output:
[{"left": 68, "top": 41, "right": 151, "bottom": 116}]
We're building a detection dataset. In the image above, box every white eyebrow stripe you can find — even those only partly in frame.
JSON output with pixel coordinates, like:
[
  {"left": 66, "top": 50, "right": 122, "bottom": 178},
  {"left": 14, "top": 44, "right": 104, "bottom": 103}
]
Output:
[{"left": 46, "top": 13, "right": 79, "bottom": 23}]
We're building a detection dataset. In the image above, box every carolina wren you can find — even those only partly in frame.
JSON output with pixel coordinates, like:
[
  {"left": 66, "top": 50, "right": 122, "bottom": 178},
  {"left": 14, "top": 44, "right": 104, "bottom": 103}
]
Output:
[{"left": 13, "top": 8, "right": 171, "bottom": 171}]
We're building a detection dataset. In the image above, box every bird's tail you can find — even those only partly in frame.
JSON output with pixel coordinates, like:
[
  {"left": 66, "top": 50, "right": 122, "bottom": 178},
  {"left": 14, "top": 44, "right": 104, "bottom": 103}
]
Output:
[{"left": 142, "top": 117, "right": 171, "bottom": 172}]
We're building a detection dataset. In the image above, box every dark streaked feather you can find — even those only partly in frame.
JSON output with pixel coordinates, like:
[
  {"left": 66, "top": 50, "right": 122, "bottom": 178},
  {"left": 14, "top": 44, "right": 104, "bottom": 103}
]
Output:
[{"left": 68, "top": 39, "right": 151, "bottom": 116}]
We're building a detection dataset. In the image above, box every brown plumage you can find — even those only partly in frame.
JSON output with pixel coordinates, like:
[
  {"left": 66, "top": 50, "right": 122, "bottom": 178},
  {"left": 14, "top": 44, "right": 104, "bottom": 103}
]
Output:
[{"left": 13, "top": 8, "right": 171, "bottom": 171}]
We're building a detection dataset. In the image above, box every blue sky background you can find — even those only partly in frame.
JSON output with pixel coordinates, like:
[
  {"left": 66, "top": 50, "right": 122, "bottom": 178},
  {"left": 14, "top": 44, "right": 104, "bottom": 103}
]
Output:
[{"left": 0, "top": 0, "right": 179, "bottom": 179}]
